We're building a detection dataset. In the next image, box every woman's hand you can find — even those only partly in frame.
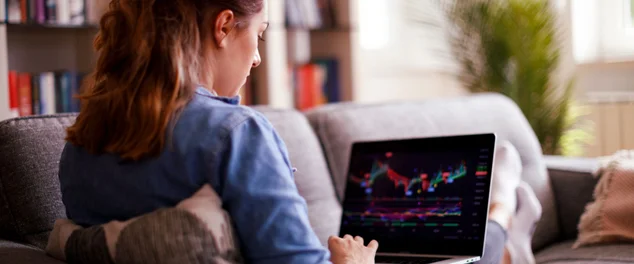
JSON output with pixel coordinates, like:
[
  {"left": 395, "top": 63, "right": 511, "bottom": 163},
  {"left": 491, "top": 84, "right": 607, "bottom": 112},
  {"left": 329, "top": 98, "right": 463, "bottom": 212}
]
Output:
[{"left": 328, "top": 234, "right": 379, "bottom": 264}]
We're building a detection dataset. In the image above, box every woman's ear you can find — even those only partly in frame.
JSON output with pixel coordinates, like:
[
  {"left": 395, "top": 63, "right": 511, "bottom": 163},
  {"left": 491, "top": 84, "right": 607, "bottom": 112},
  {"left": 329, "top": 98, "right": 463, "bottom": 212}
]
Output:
[{"left": 213, "top": 9, "right": 236, "bottom": 48}]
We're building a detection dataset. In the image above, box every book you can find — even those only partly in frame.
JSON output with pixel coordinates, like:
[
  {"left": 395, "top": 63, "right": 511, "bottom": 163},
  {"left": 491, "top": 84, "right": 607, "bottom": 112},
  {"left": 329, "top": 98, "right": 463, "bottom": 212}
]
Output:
[
  {"left": 40, "top": 72, "right": 56, "bottom": 114},
  {"left": 6, "top": 70, "right": 86, "bottom": 117},
  {"left": 31, "top": 73, "right": 40, "bottom": 115},
  {"left": 55, "top": 0, "right": 69, "bottom": 24},
  {"left": 17, "top": 72, "right": 32, "bottom": 116},
  {"left": 8, "top": 71, "right": 19, "bottom": 117},
  {"left": 292, "top": 58, "right": 340, "bottom": 110},
  {"left": 45, "top": 0, "right": 56, "bottom": 23},
  {"left": 68, "top": 0, "right": 82, "bottom": 24},
  {"left": 7, "top": 0, "right": 21, "bottom": 23}
]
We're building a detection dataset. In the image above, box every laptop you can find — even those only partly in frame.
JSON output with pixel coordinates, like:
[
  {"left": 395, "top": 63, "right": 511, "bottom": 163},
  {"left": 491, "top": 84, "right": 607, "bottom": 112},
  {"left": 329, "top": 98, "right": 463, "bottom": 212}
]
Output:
[{"left": 339, "top": 133, "right": 497, "bottom": 264}]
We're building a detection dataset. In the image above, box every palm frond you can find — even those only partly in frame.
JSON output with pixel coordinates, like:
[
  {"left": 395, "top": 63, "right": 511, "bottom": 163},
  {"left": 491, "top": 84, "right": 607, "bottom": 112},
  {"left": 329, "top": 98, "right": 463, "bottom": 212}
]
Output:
[{"left": 442, "top": 0, "right": 592, "bottom": 155}]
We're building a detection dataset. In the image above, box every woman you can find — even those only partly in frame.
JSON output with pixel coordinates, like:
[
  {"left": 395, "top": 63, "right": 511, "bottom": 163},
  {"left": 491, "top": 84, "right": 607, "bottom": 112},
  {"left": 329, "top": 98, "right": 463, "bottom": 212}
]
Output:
[
  {"left": 59, "top": 0, "right": 539, "bottom": 263},
  {"left": 60, "top": 0, "right": 373, "bottom": 263}
]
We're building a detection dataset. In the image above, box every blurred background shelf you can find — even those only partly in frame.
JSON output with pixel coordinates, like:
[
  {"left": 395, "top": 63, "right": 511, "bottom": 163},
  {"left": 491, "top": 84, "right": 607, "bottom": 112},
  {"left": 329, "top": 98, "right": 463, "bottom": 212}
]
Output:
[
  {"left": 0, "top": 0, "right": 357, "bottom": 120},
  {"left": 1, "top": 22, "right": 98, "bottom": 30}
]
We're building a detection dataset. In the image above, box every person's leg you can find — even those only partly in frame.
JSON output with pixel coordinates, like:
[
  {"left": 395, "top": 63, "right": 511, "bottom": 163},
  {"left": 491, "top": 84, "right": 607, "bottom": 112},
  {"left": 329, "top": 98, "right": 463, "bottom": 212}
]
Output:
[
  {"left": 505, "top": 182, "right": 542, "bottom": 264},
  {"left": 479, "top": 141, "right": 542, "bottom": 264},
  {"left": 480, "top": 141, "right": 522, "bottom": 264},
  {"left": 477, "top": 220, "right": 508, "bottom": 264}
]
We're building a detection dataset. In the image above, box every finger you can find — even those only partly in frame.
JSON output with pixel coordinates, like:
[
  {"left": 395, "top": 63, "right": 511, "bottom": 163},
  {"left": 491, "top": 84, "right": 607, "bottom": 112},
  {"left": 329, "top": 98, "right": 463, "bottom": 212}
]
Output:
[
  {"left": 328, "top": 236, "right": 340, "bottom": 246},
  {"left": 354, "top": 236, "right": 364, "bottom": 244},
  {"left": 343, "top": 234, "right": 354, "bottom": 240},
  {"left": 367, "top": 240, "right": 379, "bottom": 251}
]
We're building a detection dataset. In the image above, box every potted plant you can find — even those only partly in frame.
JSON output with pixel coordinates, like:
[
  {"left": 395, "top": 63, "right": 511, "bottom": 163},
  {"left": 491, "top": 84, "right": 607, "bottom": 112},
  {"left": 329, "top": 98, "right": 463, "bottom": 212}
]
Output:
[{"left": 443, "top": 0, "right": 592, "bottom": 156}]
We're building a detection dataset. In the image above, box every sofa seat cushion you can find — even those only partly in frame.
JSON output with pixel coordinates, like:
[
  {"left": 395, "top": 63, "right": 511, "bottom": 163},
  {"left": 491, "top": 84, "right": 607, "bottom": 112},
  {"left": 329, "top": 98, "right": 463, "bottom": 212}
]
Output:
[
  {"left": 536, "top": 240, "right": 634, "bottom": 264},
  {"left": 0, "top": 239, "right": 64, "bottom": 264}
]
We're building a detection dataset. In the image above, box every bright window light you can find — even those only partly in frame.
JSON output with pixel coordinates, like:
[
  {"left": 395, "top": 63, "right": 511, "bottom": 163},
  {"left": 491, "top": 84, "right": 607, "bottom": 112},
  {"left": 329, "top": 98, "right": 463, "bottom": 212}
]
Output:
[{"left": 359, "top": 0, "right": 390, "bottom": 50}]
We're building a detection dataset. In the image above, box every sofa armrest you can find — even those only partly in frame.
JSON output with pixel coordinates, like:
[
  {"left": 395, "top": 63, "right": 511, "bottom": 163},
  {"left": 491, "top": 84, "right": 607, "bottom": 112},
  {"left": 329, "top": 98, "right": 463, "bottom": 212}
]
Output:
[
  {"left": 0, "top": 239, "right": 64, "bottom": 264},
  {"left": 543, "top": 155, "right": 599, "bottom": 242}
]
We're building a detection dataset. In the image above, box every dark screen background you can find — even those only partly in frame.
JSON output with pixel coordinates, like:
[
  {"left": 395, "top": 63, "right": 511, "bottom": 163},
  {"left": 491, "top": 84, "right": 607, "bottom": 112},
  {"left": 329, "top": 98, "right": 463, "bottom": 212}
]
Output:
[{"left": 338, "top": 135, "right": 494, "bottom": 256}]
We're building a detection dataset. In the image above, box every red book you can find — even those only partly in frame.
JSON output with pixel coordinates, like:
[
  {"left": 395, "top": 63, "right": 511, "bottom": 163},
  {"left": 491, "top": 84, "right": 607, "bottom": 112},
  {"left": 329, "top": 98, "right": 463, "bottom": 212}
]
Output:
[
  {"left": 20, "top": 0, "right": 27, "bottom": 23},
  {"left": 8, "top": 71, "right": 19, "bottom": 117},
  {"left": 297, "top": 64, "right": 316, "bottom": 110},
  {"left": 17, "top": 72, "right": 32, "bottom": 116}
]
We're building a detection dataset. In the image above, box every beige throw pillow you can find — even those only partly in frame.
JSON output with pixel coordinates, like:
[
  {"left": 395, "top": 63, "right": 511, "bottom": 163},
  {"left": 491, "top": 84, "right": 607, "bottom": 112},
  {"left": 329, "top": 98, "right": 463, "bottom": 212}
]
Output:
[
  {"left": 46, "top": 184, "right": 243, "bottom": 264},
  {"left": 574, "top": 150, "right": 634, "bottom": 248}
]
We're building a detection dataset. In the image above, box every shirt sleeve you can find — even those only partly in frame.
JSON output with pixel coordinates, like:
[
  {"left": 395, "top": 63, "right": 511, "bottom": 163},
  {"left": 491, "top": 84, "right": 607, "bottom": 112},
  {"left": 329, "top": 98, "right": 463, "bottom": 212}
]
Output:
[{"left": 217, "top": 112, "right": 331, "bottom": 264}]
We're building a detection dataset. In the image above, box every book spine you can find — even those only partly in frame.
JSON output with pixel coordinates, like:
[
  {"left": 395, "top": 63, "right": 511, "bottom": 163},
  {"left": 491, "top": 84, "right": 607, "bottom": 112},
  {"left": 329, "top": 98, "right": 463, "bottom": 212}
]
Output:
[
  {"left": 17, "top": 72, "right": 32, "bottom": 116},
  {"left": 59, "top": 72, "right": 69, "bottom": 112},
  {"left": 45, "top": 0, "right": 55, "bottom": 23},
  {"left": 35, "top": 0, "right": 44, "bottom": 23},
  {"left": 31, "top": 73, "right": 41, "bottom": 115},
  {"left": 28, "top": 0, "right": 37, "bottom": 22},
  {"left": 7, "top": 0, "right": 20, "bottom": 23},
  {"left": 68, "top": 0, "right": 81, "bottom": 24},
  {"left": 54, "top": 72, "right": 62, "bottom": 113},
  {"left": 66, "top": 71, "right": 79, "bottom": 112},
  {"left": 55, "top": 0, "right": 68, "bottom": 24},
  {"left": 41, "top": 72, "right": 56, "bottom": 114},
  {"left": 8, "top": 71, "right": 19, "bottom": 117},
  {"left": 19, "top": 0, "right": 25, "bottom": 23}
]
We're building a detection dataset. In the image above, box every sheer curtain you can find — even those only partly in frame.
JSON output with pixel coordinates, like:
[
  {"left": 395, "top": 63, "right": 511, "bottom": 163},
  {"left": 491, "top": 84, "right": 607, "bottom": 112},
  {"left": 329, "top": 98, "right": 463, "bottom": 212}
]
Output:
[{"left": 571, "top": 0, "right": 634, "bottom": 63}]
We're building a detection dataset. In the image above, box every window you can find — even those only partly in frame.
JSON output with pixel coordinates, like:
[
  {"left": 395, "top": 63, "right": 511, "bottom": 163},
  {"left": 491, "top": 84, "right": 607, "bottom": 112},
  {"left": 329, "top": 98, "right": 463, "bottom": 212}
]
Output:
[
  {"left": 571, "top": 0, "right": 634, "bottom": 63},
  {"left": 358, "top": 0, "right": 390, "bottom": 50},
  {"left": 629, "top": 0, "right": 634, "bottom": 27}
]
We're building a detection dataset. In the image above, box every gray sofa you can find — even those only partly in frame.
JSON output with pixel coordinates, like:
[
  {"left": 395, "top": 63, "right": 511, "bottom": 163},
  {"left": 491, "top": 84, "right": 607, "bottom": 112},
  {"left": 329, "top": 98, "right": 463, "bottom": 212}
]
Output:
[{"left": 0, "top": 93, "right": 632, "bottom": 264}]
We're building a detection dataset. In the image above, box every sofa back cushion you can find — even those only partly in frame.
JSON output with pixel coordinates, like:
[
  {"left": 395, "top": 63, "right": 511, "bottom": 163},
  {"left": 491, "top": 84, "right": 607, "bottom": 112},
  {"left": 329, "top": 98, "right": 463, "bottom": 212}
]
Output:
[
  {"left": 253, "top": 107, "right": 341, "bottom": 245},
  {"left": 305, "top": 93, "right": 556, "bottom": 250},
  {"left": 0, "top": 114, "right": 75, "bottom": 249}
]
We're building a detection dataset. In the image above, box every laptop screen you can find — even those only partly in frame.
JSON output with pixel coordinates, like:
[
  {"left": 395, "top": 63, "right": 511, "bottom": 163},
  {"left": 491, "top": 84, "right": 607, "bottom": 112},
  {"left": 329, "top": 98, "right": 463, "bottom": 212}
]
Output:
[{"left": 339, "top": 134, "right": 496, "bottom": 257}]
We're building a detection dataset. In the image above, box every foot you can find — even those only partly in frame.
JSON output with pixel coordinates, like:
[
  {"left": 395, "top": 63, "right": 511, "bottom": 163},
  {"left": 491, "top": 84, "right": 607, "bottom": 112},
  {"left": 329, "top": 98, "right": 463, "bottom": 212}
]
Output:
[
  {"left": 506, "top": 182, "right": 542, "bottom": 264},
  {"left": 490, "top": 140, "right": 522, "bottom": 217}
]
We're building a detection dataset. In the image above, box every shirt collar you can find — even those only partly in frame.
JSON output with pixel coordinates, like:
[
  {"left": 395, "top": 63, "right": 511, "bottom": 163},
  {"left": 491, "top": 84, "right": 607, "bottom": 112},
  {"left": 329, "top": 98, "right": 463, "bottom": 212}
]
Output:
[{"left": 195, "top": 87, "right": 241, "bottom": 105}]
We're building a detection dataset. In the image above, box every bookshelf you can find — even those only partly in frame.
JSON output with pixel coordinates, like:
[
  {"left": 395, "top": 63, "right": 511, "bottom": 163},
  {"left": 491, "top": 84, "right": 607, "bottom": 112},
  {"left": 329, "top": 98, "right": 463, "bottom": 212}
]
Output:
[
  {"left": 0, "top": 0, "right": 359, "bottom": 120},
  {"left": 251, "top": 0, "right": 357, "bottom": 110},
  {"left": 0, "top": 0, "right": 103, "bottom": 121}
]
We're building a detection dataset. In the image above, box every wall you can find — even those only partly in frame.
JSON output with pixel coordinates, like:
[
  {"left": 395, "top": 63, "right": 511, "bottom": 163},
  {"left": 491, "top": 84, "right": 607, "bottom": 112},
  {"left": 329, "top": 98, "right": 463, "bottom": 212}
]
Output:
[
  {"left": 351, "top": 0, "right": 467, "bottom": 103},
  {"left": 555, "top": 0, "right": 634, "bottom": 96},
  {"left": 576, "top": 62, "right": 634, "bottom": 93}
]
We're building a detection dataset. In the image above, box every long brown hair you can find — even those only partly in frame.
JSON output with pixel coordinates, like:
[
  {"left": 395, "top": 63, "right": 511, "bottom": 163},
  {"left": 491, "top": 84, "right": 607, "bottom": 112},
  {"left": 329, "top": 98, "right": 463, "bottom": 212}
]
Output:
[{"left": 66, "top": 0, "right": 263, "bottom": 161}]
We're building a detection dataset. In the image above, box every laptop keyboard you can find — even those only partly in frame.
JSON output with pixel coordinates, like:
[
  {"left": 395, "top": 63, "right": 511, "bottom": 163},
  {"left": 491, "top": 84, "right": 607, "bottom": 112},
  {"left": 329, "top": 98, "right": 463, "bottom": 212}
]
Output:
[{"left": 375, "top": 255, "right": 450, "bottom": 263}]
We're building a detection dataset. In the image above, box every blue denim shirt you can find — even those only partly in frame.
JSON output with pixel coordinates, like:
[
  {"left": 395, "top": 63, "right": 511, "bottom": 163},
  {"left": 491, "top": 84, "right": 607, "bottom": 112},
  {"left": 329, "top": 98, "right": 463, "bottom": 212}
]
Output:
[{"left": 59, "top": 87, "right": 331, "bottom": 263}]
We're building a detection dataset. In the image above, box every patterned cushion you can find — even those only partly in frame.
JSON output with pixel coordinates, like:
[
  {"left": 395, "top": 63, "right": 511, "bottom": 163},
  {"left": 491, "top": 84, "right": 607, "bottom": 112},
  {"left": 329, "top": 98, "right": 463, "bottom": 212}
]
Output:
[
  {"left": 575, "top": 150, "right": 634, "bottom": 248},
  {"left": 45, "top": 184, "right": 242, "bottom": 264}
]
